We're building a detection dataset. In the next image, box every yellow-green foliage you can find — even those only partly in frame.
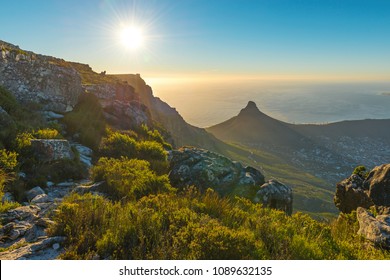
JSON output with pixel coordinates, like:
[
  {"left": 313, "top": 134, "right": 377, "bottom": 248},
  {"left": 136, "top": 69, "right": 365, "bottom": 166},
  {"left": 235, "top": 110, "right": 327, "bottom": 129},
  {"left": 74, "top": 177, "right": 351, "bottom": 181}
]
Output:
[
  {"left": 15, "top": 128, "right": 62, "bottom": 151},
  {"left": 92, "top": 157, "right": 174, "bottom": 201},
  {"left": 99, "top": 132, "right": 137, "bottom": 158},
  {"left": 33, "top": 128, "right": 61, "bottom": 139},
  {"left": 50, "top": 188, "right": 390, "bottom": 260},
  {"left": 0, "top": 149, "right": 18, "bottom": 172},
  {"left": 0, "top": 169, "right": 20, "bottom": 214},
  {"left": 99, "top": 130, "right": 168, "bottom": 174}
]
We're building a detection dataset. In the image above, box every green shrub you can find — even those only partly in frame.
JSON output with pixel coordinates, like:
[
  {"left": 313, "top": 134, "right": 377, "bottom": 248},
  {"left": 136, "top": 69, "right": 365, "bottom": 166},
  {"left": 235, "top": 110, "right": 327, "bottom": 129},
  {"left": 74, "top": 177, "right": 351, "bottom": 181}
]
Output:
[
  {"left": 92, "top": 157, "right": 174, "bottom": 201},
  {"left": 50, "top": 187, "right": 390, "bottom": 260},
  {"left": 0, "top": 149, "right": 18, "bottom": 172},
  {"left": 136, "top": 141, "right": 167, "bottom": 162},
  {"left": 99, "top": 132, "right": 137, "bottom": 159},
  {"left": 353, "top": 165, "right": 369, "bottom": 178},
  {"left": 63, "top": 93, "right": 106, "bottom": 150}
]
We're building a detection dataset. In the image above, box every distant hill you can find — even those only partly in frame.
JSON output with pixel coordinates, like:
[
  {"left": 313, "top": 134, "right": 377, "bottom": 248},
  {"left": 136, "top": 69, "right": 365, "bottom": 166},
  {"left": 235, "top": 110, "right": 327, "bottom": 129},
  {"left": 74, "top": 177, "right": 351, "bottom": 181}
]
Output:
[{"left": 207, "top": 101, "right": 390, "bottom": 184}]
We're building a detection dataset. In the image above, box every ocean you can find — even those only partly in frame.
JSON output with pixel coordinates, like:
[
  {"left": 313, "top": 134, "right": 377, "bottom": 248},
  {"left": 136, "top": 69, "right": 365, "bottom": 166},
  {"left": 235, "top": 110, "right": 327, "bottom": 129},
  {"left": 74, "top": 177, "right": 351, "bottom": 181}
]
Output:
[{"left": 147, "top": 79, "right": 390, "bottom": 128}]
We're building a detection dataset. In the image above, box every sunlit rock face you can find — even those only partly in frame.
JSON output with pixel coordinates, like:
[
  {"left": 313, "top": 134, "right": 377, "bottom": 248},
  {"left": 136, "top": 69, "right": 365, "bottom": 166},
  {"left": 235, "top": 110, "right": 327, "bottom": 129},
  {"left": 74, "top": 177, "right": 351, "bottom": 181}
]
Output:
[
  {"left": 255, "top": 179, "right": 293, "bottom": 215},
  {"left": 169, "top": 146, "right": 265, "bottom": 197},
  {"left": 0, "top": 41, "right": 82, "bottom": 113}
]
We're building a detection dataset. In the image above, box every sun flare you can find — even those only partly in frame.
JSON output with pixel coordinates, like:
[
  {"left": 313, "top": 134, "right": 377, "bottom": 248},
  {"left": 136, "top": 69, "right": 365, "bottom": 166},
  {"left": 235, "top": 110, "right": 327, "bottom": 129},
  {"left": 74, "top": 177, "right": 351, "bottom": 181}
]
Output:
[{"left": 120, "top": 26, "right": 143, "bottom": 50}]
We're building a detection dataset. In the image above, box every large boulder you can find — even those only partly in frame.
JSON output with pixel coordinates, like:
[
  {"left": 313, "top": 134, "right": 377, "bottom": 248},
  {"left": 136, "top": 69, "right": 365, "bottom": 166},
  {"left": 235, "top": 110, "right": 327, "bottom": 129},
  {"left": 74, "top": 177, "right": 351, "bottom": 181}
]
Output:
[
  {"left": 356, "top": 207, "right": 390, "bottom": 249},
  {"left": 334, "top": 174, "right": 373, "bottom": 213},
  {"left": 30, "top": 139, "right": 74, "bottom": 162},
  {"left": 169, "top": 147, "right": 265, "bottom": 197},
  {"left": 0, "top": 41, "right": 82, "bottom": 113},
  {"left": 365, "top": 164, "right": 390, "bottom": 206},
  {"left": 254, "top": 179, "right": 293, "bottom": 215},
  {"left": 334, "top": 164, "right": 390, "bottom": 213}
]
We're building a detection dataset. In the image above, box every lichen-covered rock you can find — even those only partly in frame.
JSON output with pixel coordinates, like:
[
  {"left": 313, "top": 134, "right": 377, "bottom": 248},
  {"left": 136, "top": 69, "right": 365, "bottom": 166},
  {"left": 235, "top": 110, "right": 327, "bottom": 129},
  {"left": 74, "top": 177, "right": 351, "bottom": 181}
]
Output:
[
  {"left": 25, "top": 186, "right": 45, "bottom": 201},
  {"left": 30, "top": 139, "right": 74, "bottom": 162},
  {"left": 334, "top": 164, "right": 390, "bottom": 213},
  {"left": 357, "top": 207, "right": 390, "bottom": 249},
  {"left": 254, "top": 179, "right": 293, "bottom": 215},
  {"left": 0, "top": 40, "right": 82, "bottom": 112},
  {"left": 365, "top": 164, "right": 390, "bottom": 206},
  {"left": 334, "top": 174, "right": 373, "bottom": 213},
  {"left": 169, "top": 147, "right": 265, "bottom": 197}
]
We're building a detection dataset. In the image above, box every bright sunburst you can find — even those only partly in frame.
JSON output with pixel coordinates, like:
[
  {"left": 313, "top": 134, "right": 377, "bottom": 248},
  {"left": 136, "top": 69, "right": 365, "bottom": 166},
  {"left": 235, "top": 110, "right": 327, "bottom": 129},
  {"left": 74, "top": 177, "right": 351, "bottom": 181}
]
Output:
[{"left": 120, "top": 26, "right": 144, "bottom": 50}]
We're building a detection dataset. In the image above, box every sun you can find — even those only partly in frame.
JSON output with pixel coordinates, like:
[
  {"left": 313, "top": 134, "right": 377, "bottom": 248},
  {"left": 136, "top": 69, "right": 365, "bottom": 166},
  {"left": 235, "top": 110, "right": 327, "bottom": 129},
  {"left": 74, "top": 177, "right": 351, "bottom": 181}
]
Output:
[{"left": 120, "top": 26, "right": 144, "bottom": 50}]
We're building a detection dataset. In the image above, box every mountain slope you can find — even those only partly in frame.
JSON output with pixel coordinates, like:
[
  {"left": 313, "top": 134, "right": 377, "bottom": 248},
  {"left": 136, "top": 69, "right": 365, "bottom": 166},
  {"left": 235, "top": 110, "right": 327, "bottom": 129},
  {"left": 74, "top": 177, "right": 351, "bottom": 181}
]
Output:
[{"left": 207, "top": 101, "right": 390, "bottom": 184}]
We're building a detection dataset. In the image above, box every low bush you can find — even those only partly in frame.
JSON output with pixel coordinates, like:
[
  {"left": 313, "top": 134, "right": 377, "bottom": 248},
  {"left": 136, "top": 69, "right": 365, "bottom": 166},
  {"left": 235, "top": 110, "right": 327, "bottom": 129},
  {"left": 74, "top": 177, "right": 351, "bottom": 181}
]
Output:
[
  {"left": 49, "top": 187, "right": 390, "bottom": 260},
  {"left": 92, "top": 157, "right": 174, "bottom": 201}
]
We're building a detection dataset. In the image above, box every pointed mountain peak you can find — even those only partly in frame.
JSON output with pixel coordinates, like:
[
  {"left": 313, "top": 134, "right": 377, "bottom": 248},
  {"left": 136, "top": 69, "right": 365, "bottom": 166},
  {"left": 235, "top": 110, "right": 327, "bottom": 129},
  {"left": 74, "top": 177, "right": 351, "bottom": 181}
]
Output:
[
  {"left": 245, "top": 101, "right": 259, "bottom": 110},
  {"left": 239, "top": 101, "right": 263, "bottom": 116}
]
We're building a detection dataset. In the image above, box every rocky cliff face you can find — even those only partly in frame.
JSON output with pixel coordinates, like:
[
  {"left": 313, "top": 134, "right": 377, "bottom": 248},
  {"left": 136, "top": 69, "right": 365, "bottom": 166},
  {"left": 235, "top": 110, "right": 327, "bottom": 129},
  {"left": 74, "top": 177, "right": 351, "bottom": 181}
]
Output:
[
  {"left": 334, "top": 163, "right": 390, "bottom": 249},
  {"left": 0, "top": 41, "right": 82, "bottom": 112},
  {"left": 115, "top": 74, "right": 222, "bottom": 149},
  {"left": 334, "top": 163, "right": 390, "bottom": 213}
]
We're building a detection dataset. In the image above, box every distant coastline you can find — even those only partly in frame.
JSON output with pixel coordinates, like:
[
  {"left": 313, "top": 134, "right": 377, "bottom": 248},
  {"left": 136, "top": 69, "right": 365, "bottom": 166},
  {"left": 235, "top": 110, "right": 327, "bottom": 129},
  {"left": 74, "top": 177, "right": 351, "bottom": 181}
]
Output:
[{"left": 382, "top": 92, "right": 390, "bottom": 96}]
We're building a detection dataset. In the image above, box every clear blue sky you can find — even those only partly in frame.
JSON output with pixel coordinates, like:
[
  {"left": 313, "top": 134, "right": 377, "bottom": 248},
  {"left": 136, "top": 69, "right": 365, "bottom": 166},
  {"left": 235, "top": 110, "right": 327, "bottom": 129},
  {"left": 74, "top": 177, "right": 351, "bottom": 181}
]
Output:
[{"left": 1, "top": 0, "right": 390, "bottom": 80}]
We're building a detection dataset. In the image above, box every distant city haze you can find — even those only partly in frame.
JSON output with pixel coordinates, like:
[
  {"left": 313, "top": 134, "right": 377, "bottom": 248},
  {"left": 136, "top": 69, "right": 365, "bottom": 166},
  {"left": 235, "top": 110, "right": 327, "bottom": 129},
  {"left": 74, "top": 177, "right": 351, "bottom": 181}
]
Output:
[{"left": 147, "top": 78, "right": 390, "bottom": 127}]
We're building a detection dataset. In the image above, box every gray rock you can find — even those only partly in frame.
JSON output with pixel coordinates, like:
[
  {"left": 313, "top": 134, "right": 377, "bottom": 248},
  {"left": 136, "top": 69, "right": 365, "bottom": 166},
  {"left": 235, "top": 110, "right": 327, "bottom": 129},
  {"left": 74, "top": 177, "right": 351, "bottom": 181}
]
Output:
[
  {"left": 334, "top": 174, "right": 373, "bottom": 213},
  {"left": 52, "top": 243, "right": 60, "bottom": 250},
  {"left": 334, "top": 164, "right": 390, "bottom": 213},
  {"left": 56, "top": 181, "right": 75, "bottom": 188},
  {"left": 1, "top": 192, "right": 15, "bottom": 203},
  {"left": 365, "top": 164, "right": 390, "bottom": 207},
  {"left": 254, "top": 179, "right": 293, "bottom": 215},
  {"left": 30, "top": 236, "right": 66, "bottom": 252},
  {"left": 72, "top": 181, "right": 104, "bottom": 195},
  {"left": 0, "top": 41, "right": 82, "bottom": 113},
  {"left": 71, "top": 143, "right": 93, "bottom": 167},
  {"left": 169, "top": 147, "right": 265, "bottom": 197},
  {"left": 357, "top": 207, "right": 390, "bottom": 249},
  {"left": 31, "top": 194, "right": 52, "bottom": 204},
  {"left": 25, "top": 186, "right": 45, "bottom": 201},
  {"left": 30, "top": 139, "right": 74, "bottom": 162}
]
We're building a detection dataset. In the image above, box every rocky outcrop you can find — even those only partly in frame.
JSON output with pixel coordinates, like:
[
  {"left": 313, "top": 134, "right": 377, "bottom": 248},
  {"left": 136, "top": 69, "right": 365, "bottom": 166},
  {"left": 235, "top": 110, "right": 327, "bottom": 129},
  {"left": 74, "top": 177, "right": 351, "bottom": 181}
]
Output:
[
  {"left": 0, "top": 40, "right": 82, "bottom": 112},
  {"left": 30, "top": 139, "right": 74, "bottom": 162},
  {"left": 365, "top": 164, "right": 390, "bottom": 207},
  {"left": 334, "top": 164, "right": 390, "bottom": 213},
  {"left": 334, "top": 174, "right": 373, "bottom": 213},
  {"left": 356, "top": 207, "right": 390, "bottom": 249},
  {"left": 0, "top": 179, "right": 93, "bottom": 260},
  {"left": 254, "top": 179, "right": 293, "bottom": 215},
  {"left": 169, "top": 147, "right": 265, "bottom": 197}
]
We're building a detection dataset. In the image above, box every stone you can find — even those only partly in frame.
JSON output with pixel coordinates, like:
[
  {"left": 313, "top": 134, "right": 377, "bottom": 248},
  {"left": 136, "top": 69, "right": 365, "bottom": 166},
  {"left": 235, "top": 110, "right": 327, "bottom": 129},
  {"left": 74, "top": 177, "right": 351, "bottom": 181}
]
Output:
[
  {"left": 254, "top": 179, "right": 293, "bottom": 215},
  {"left": 72, "top": 181, "right": 104, "bottom": 195},
  {"left": 357, "top": 207, "right": 390, "bottom": 249},
  {"left": 365, "top": 164, "right": 390, "bottom": 207},
  {"left": 56, "top": 181, "right": 75, "bottom": 188},
  {"left": 30, "top": 139, "right": 74, "bottom": 162},
  {"left": 334, "top": 174, "right": 373, "bottom": 213},
  {"left": 334, "top": 164, "right": 390, "bottom": 213},
  {"left": 52, "top": 243, "right": 60, "bottom": 250},
  {"left": 169, "top": 147, "right": 265, "bottom": 197},
  {"left": 71, "top": 143, "right": 93, "bottom": 167},
  {"left": 25, "top": 186, "right": 45, "bottom": 201},
  {"left": 0, "top": 41, "right": 82, "bottom": 113},
  {"left": 30, "top": 194, "right": 52, "bottom": 204},
  {"left": 1, "top": 192, "right": 15, "bottom": 203},
  {"left": 35, "top": 218, "right": 56, "bottom": 228},
  {"left": 9, "top": 229, "right": 21, "bottom": 241}
]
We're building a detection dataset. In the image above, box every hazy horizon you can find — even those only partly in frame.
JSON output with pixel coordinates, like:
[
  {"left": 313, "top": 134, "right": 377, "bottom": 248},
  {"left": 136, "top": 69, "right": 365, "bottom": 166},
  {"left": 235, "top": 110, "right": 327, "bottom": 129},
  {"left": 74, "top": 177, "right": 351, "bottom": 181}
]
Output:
[{"left": 146, "top": 78, "right": 390, "bottom": 127}]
